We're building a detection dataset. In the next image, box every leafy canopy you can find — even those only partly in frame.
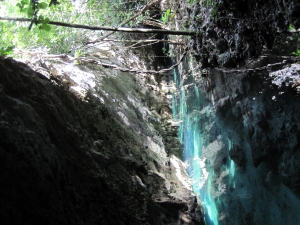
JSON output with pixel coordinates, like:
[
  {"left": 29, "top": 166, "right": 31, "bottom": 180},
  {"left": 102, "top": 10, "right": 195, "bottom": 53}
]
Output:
[{"left": 0, "top": 0, "right": 151, "bottom": 56}]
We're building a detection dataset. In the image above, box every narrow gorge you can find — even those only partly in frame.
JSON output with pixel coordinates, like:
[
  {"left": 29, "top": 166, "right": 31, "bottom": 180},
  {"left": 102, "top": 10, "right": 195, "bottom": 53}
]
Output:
[{"left": 1, "top": 0, "right": 300, "bottom": 225}]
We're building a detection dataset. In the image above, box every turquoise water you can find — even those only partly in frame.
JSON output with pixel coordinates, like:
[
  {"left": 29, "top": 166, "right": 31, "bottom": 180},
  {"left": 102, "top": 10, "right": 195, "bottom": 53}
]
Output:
[
  {"left": 171, "top": 65, "right": 221, "bottom": 225},
  {"left": 171, "top": 59, "right": 300, "bottom": 225}
]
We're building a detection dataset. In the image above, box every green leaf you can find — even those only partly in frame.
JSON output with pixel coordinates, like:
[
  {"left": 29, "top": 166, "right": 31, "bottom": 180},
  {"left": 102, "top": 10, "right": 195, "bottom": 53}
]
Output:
[
  {"left": 16, "top": 3, "right": 22, "bottom": 9},
  {"left": 17, "top": 0, "right": 30, "bottom": 11},
  {"left": 38, "top": 15, "right": 45, "bottom": 21},
  {"left": 289, "top": 24, "right": 295, "bottom": 31},
  {"left": 20, "top": 6, "right": 28, "bottom": 13},
  {"left": 162, "top": 8, "right": 171, "bottom": 23},
  {"left": 43, "top": 17, "right": 50, "bottom": 24},
  {"left": 27, "top": 7, "right": 34, "bottom": 18},
  {"left": 38, "top": 2, "right": 48, "bottom": 9},
  {"left": 39, "top": 24, "right": 51, "bottom": 31},
  {"left": 38, "top": 15, "right": 50, "bottom": 25},
  {"left": 292, "top": 49, "right": 300, "bottom": 58},
  {"left": 43, "top": 25, "right": 51, "bottom": 31},
  {"left": 0, "top": 46, "right": 14, "bottom": 57}
]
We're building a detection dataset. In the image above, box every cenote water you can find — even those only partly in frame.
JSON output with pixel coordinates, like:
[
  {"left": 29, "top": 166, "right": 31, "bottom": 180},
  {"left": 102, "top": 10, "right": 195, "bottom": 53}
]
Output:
[
  {"left": 170, "top": 57, "right": 300, "bottom": 225},
  {"left": 171, "top": 59, "right": 220, "bottom": 225}
]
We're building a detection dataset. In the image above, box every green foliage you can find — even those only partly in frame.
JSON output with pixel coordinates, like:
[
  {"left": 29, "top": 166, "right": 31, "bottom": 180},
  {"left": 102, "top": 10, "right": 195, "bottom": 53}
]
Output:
[
  {"left": 16, "top": 0, "right": 28, "bottom": 11},
  {"left": 38, "top": 15, "right": 51, "bottom": 31},
  {"left": 16, "top": 0, "right": 35, "bottom": 18},
  {"left": 205, "top": 0, "right": 215, "bottom": 6},
  {"left": 188, "top": 0, "right": 197, "bottom": 4},
  {"left": 38, "top": 2, "right": 48, "bottom": 9},
  {"left": 0, "top": 0, "right": 153, "bottom": 57},
  {"left": 75, "top": 49, "right": 85, "bottom": 58},
  {"left": 289, "top": 24, "right": 295, "bottom": 30},
  {"left": 16, "top": 0, "right": 50, "bottom": 14},
  {"left": 0, "top": 20, "right": 16, "bottom": 56},
  {"left": 0, "top": 46, "right": 14, "bottom": 57},
  {"left": 292, "top": 49, "right": 300, "bottom": 58},
  {"left": 1, "top": 0, "right": 78, "bottom": 54},
  {"left": 16, "top": 0, "right": 52, "bottom": 30},
  {"left": 162, "top": 9, "right": 170, "bottom": 23}
]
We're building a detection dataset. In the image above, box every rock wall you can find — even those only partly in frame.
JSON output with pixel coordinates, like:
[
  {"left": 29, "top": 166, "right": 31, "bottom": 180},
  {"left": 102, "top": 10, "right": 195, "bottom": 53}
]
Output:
[
  {"left": 0, "top": 42, "right": 203, "bottom": 225},
  {"left": 187, "top": 0, "right": 300, "bottom": 68},
  {"left": 170, "top": 0, "right": 300, "bottom": 224},
  {"left": 172, "top": 43, "right": 300, "bottom": 225}
]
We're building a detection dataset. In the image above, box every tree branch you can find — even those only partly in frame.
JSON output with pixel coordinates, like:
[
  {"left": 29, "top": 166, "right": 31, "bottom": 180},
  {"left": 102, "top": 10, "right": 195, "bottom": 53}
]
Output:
[
  {"left": 34, "top": 50, "right": 188, "bottom": 74},
  {"left": 79, "top": 52, "right": 187, "bottom": 74},
  {"left": 126, "top": 34, "right": 157, "bottom": 48},
  {"left": 0, "top": 17, "right": 196, "bottom": 36},
  {"left": 78, "top": 49, "right": 188, "bottom": 74},
  {"left": 100, "top": 39, "right": 184, "bottom": 45}
]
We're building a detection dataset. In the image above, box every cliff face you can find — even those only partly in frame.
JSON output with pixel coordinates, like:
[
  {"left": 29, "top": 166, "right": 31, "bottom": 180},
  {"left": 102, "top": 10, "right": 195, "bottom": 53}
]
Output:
[
  {"left": 0, "top": 42, "right": 203, "bottom": 225},
  {"left": 189, "top": 0, "right": 300, "bottom": 68},
  {"left": 170, "top": 0, "right": 300, "bottom": 224}
]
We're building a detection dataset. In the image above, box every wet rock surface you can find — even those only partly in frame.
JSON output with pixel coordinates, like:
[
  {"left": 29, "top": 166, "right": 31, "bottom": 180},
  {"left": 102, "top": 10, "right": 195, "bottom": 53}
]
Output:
[
  {"left": 173, "top": 52, "right": 300, "bottom": 224},
  {"left": 169, "top": 0, "right": 300, "bottom": 224},
  {"left": 0, "top": 55, "right": 203, "bottom": 225}
]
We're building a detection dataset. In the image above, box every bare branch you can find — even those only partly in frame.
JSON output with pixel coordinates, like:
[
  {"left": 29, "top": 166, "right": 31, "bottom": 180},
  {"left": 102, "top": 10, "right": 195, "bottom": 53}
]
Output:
[
  {"left": 130, "top": 40, "right": 161, "bottom": 49},
  {"left": 0, "top": 17, "right": 196, "bottom": 36},
  {"left": 35, "top": 49, "right": 188, "bottom": 74},
  {"left": 100, "top": 39, "right": 184, "bottom": 45},
  {"left": 126, "top": 34, "right": 157, "bottom": 48},
  {"left": 79, "top": 49, "right": 188, "bottom": 74}
]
